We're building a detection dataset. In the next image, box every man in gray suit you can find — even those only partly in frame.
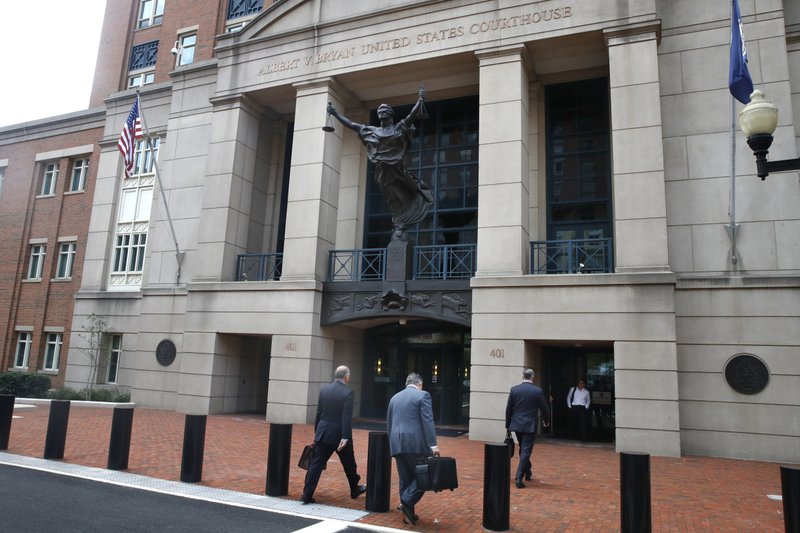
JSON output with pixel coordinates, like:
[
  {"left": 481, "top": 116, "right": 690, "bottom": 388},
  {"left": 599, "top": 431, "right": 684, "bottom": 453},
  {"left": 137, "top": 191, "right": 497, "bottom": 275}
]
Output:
[
  {"left": 505, "top": 368, "right": 551, "bottom": 488},
  {"left": 387, "top": 372, "right": 439, "bottom": 526},
  {"left": 300, "top": 365, "right": 366, "bottom": 504}
]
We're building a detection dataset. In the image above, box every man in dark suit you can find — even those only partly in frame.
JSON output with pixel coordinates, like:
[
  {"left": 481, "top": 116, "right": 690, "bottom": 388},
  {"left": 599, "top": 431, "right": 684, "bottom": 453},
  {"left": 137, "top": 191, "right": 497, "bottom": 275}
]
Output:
[
  {"left": 387, "top": 372, "right": 439, "bottom": 526},
  {"left": 505, "top": 368, "right": 551, "bottom": 488},
  {"left": 300, "top": 365, "right": 366, "bottom": 504}
]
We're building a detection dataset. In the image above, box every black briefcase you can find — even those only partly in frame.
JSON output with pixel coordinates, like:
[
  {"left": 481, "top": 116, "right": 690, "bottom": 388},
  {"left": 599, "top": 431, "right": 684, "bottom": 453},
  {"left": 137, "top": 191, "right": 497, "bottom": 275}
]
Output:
[{"left": 415, "top": 456, "right": 458, "bottom": 492}]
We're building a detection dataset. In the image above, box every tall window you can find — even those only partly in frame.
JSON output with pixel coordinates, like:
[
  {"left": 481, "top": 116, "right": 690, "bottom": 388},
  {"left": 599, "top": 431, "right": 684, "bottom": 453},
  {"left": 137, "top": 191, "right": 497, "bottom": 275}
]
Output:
[
  {"left": 176, "top": 33, "right": 196, "bottom": 66},
  {"left": 56, "top": 242, "right": 77, "bottom": 279},
  {"left": 110, "top": 138, "right": 157, "bottom": 289},
  {"left": 545, "top": 78, "right": 612, "bottom": 242},
  {"left": 107, "top": 334, "right": 122, "bottom": 383},
  {"left": 41, "top": 162, "right": 58, "bottom": 195},
  {"left": 14, "top": 332, "right": 32, "bottom": 368},
  {"left": 70, "top": 158, "right": 89, "bottom": 192},
  {"left": 27, "top": 244, "right": 46, "bottom": 280},
  {"left": 363, "top": 95, "right": 478, "bottom": 248},
  {"left": 44, "top": 333, "right": 62, "bottom": 371},
  {"left": 137, "top": 0, "right": 165, "bottom": 28}
]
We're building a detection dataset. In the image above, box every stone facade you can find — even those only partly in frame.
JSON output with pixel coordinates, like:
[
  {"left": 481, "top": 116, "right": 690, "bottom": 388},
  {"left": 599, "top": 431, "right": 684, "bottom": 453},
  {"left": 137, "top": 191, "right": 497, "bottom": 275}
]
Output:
[{"left": 7, "top": 0, "right": 792, "bottom": 463}]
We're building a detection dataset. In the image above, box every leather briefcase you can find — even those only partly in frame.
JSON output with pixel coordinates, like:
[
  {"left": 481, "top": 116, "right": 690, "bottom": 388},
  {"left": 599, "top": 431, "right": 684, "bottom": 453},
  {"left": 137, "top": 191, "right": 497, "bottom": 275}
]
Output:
[
  {"left": 415, "top": 456, "right": 458, "bottom": 492},
  {"left": 297, "top": 444, "right": 325, "bottom": 470}
]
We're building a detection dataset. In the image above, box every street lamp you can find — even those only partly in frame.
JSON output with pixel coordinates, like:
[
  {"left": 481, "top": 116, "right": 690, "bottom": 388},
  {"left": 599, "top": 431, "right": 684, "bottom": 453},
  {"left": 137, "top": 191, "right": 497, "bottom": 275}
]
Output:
[{"left": 739, "top": 89, "right": 800, "bottom": 180}]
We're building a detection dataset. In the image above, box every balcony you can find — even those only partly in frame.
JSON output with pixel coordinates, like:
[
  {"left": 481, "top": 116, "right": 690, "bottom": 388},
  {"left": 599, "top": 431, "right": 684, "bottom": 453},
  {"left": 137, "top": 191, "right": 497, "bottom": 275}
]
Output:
[
  {"left": 531, "top": 238, "right": 613, "bottom": 274},
  {"left": 413, "top": 244, "right": 476, "bottom": 280},
  {"left": 327, "top": 244, "right": 477, "bottom": 282},
  {"left": 236, "top": 253, "right": 282, "bottom": 281}
]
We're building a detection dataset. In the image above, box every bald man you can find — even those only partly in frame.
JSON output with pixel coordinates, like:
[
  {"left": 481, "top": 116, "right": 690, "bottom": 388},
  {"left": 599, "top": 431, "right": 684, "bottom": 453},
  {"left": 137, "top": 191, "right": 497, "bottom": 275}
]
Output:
[{"left": 300, "top": 365, "right": 366, "bottom": 504}]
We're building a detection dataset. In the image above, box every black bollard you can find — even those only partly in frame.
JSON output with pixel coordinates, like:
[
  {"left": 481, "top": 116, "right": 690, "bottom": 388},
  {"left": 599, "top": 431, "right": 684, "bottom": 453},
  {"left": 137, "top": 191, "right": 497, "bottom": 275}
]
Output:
[
  {"left": 180, "top": 414, "right": 207, "bottom": 482},
  {"left": 365, "top": 431, "right": 391, "bottom": 512},
  {"left": 0, "top": 394, "right": 14, "bottom": 450},
  {"left": 44, "top": 400, "right": 71, "bottom": 459},
  {"left": 483, "top": 443, "right": 511, "bottom": 531},
  {"left": 781, "top": 465, "right": 800, "bottom": 533},
  {"left": 107, "top": 406, "right": 135, "bottom": 470},
  {"left": 265, "top": 423, "right": 292, "bottom": 496},
  {"left": 620, "top": 452, "right": 652, "bottom": 533}
]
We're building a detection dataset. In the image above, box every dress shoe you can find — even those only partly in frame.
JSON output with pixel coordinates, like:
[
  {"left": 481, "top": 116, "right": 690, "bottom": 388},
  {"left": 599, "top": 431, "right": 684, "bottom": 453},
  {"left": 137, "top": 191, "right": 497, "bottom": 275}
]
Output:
[
  {"left": 515, "top": 479, "right": 525, "bottom": 488},
  {"left": 397, "top": 505, "right": 419, "bottom": 521},
  {"left": 524, "top": 471, "right": 533, "bottom": 481},
  {"left": 399, "top": 502, "right": 418, "bottom": 525},
  {"left": 299, "top": 495, "right": 316, "bottom": 504},
  {"left": 350, "top": 484, "right": 367, "bottom": 499}
]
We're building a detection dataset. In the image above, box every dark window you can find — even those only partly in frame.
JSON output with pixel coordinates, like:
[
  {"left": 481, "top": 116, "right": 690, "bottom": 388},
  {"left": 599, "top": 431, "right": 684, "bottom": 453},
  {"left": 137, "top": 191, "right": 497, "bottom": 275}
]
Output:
[
  {"left": 227, "top": 0, "right": 264, "bottom": 19},
  {"left": 363, "top": 95, "right": 479, "bottom": 248},
  {"left": 129, "top": 41, "right": 159, "bottom": 71},
  {"left": 545, "top": 78, "right": 612, "bottom": 241}
]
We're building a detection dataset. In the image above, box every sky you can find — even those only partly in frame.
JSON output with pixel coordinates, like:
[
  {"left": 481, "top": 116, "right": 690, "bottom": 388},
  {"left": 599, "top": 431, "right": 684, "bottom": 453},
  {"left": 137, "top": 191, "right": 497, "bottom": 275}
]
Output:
[{"left": 0, "top": 0, "right": 106, "bottom": 128}]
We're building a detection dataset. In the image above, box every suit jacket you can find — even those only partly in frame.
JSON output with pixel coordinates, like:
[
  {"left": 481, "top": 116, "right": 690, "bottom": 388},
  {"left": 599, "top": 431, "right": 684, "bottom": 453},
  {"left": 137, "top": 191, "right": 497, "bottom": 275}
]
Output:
[
  {"left": 505, "top": 381, "right": 551, "bottom": 434},
  {"left": 314, "top": 380, "right": 354, "bottom": 447},
  {"left": 386, "top": 385, "right": 437, "bottom": 456}
]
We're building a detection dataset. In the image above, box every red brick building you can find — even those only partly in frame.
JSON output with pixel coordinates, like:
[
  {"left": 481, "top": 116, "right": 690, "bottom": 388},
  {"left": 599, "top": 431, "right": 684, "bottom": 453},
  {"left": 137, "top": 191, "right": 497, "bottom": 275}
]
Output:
[
  {"left": 0, "top": 0, "right": 275, "bottom": 388},
  {"left": 0, "top": 113, "right": 104, "bottom": 387}
]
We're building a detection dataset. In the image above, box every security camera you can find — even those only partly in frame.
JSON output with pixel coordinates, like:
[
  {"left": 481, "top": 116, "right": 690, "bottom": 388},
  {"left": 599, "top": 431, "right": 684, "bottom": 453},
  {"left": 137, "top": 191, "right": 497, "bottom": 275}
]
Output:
[{"left": 170, "top": 41, "right": 180, "bottom": 55}]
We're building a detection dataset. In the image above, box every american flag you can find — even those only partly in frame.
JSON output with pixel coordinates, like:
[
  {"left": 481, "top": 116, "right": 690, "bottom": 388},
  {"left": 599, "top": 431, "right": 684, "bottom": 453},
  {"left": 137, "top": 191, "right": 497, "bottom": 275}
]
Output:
[{"left": 118, "top": 98, "right": 143, "bottom": 178}]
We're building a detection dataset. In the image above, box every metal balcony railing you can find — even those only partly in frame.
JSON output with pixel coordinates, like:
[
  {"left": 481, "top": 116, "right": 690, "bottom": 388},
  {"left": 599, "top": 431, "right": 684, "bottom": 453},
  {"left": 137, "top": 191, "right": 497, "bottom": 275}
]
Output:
[
  {"left": 530, "top": 238, "right": 613, "bottom": 274},
  {"left": 236, "top": 253, "right": 282, "bottom": 281},
  {"left": 328, "top": 248, "right": 386, "bottom": 282},
  {"left": 414, "top": 244, "right": 476, "bottom": 280}
]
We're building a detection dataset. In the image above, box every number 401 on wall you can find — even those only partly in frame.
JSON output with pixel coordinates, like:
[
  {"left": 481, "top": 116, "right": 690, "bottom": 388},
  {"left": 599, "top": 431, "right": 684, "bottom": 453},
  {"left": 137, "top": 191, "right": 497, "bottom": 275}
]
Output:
[{"left": 489, "top": 348, "right": 504, "bottom": 358}]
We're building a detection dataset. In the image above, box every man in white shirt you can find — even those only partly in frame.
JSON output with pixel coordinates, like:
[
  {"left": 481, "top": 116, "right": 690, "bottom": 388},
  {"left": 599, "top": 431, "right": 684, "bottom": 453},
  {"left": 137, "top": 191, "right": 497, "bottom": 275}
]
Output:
[{"left": 566, "top": 379, "right": 591, "bottom": 442}]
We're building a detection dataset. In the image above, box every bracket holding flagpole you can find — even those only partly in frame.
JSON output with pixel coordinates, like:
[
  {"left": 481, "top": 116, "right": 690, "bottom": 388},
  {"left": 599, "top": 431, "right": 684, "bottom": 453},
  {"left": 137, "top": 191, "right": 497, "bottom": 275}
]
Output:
[{"left": 135, "top": 91, "right": 184, "bottom": 284}]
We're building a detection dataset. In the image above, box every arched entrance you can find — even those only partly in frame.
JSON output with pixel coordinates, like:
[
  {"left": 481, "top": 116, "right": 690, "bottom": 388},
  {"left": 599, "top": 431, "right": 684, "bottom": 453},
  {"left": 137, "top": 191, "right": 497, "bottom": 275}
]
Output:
[{"left": 360, "top": 322, "right": 470, "bottom": 427}]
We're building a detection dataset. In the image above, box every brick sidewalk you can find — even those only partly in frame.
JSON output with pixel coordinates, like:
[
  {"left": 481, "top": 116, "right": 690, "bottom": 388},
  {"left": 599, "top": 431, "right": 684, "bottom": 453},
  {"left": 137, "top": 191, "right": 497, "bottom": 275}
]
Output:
[{"left": 4, "top": 403, "right": 789, "bottom": 532}]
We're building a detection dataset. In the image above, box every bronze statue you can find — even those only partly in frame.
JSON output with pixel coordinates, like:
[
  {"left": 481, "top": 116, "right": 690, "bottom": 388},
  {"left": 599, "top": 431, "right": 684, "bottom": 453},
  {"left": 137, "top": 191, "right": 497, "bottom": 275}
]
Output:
[{"left": 326, "top": 86, "right": 433, "bottom": 242}]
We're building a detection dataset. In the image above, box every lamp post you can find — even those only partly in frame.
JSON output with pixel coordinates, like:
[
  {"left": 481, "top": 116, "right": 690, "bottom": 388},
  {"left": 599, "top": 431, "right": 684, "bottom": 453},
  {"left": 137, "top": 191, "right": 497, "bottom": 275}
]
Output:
[{"left": 739, "top": 89, "right": 800, "bottom": 180}]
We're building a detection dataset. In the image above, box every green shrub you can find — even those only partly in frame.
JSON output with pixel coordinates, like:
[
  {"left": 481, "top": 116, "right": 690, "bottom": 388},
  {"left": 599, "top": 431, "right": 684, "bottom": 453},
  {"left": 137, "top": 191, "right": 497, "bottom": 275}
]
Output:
[
  {"left": 0, "top": 372, "right": 52, "bottom": 398},
  {"left": 47, "top": 387, "right": 82, "bottom": 400}
]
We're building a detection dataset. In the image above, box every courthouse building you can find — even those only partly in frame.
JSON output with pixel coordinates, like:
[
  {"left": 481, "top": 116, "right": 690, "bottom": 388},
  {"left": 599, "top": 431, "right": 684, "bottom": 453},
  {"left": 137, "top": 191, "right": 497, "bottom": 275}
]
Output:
[{"left": 5, "top": 0, "right": 799, "bottom": 462}]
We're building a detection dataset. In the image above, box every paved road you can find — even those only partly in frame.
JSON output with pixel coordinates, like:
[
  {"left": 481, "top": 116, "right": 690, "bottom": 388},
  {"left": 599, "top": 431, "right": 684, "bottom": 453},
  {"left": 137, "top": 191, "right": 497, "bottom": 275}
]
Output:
[{"left": 0, "top": 464, "right": 321, "bottom": 533}]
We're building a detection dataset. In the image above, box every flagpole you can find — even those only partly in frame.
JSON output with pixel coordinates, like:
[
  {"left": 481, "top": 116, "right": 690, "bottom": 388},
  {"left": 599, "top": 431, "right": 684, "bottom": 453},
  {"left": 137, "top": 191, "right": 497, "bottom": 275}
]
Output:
[
  {"left": 727, "top": 94, "right": 739, "bottom": 267},
  {"left": 725, "top": 0, "right": 741, "bottom": 269},
  {"left": 135, "top": 92, "right": 185, "bottom": 284}
]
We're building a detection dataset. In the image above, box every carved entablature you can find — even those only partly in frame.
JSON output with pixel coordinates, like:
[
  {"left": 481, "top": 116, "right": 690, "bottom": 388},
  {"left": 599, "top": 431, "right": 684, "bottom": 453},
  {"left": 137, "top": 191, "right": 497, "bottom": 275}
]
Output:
[{"left": 321, "top": 280, "right": 471, "bottom": 327}]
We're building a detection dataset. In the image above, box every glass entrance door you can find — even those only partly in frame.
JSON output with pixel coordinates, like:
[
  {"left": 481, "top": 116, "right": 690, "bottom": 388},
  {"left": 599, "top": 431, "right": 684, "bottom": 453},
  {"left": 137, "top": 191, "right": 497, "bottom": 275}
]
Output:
[
  {"left": 543, "top": 345, "right": 615, "bottom": 442},
  {"left": 361, "top": 324, "right": 470, "bottom": 426}
]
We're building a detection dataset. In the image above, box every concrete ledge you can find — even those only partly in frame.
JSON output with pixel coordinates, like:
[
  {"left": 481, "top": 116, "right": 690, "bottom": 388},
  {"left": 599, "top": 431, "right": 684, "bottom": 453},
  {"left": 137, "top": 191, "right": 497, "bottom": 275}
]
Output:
[{"left": 14, "top": 398, "right": 135, "bottom": 409}]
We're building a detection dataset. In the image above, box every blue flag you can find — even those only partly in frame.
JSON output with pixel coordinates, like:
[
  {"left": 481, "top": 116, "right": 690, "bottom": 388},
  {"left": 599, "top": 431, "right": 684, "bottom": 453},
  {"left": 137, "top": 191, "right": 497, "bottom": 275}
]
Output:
[{"left": 729, "top": 0, "right": 753, "bottom": 104}]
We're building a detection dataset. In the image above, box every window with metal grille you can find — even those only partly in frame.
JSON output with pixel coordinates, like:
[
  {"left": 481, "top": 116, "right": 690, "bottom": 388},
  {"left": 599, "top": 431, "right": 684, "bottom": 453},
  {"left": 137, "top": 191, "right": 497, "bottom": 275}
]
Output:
[
  {"left": 129, "top": 41, "right": 159, "bottom": 71},
  {"left": 227, "top": 0, "right": 263, "bottom": 20}
]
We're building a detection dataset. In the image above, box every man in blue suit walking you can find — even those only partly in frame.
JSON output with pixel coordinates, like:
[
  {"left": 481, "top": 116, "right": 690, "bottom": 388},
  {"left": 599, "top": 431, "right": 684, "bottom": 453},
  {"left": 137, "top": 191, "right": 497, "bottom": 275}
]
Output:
[
  {"left": 300, "top": 365, "right": 366, "bottom": 504},
  {"left": 505, "top": 368, "right": 551, "bottom": 488},
  {"left": 387, "top": 372, "right": 440, "bottom": 526}
]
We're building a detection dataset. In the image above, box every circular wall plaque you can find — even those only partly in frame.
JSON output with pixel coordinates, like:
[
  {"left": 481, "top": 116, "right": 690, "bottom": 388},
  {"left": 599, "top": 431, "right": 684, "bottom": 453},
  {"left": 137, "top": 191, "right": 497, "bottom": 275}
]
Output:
[
  {"left": 724, "top": 353, "right": 769, "bottom": 395},
  {"left": 155, "top": 339, "right": 176, "bottom": 367}
]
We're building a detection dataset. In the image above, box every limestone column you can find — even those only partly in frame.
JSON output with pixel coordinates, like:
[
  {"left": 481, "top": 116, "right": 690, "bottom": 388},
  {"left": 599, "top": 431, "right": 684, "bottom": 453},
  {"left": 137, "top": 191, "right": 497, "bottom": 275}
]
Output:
[
  {"left": 194, "top": 93, "right": 263, "bottom": 281},
  {"left": 605, "top": 23, "right": 670, "bottom": 273},
  {"left": 475, "top": 46, "right": 531, "bottom": 277},
  {"left": 279, "top": 79, "right": 345, "bottom": 281}
]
